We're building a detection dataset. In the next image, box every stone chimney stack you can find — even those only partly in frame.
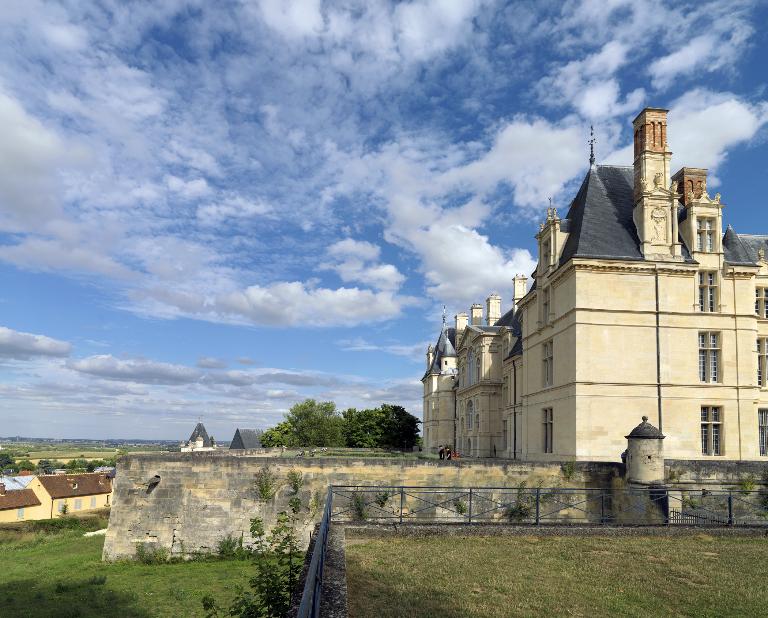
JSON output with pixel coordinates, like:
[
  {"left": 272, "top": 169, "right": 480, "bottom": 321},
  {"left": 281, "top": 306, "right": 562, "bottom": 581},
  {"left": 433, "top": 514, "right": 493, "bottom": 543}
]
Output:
[
  {"left": 455, "top": 312, "right": 468, "bottom": 335},
  {"left": 671, "top": 167, "right": 708, "bottom": 207},
  {"left": 470, "top": 303, "right": 483, "bottom": 326},
  {"left": 513, "top": 274, "right": 528, "bottom": 309},
  {"left": 486, "top": 294, "right": 501, "bottom": 325},
  {"left": 633, "top": 107, "right": 671, "bottom": 203}
]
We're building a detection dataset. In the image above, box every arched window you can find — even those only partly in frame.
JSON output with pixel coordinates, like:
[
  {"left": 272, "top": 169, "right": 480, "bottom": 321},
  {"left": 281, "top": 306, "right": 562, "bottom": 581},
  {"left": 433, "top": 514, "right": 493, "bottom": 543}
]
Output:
[
  {"left": 467, "top": 437, "right": 472, "bottom": 455},
  {"left": 466, "top": 400, "right": 474, "bottom": 429},
  {"left": 467, "top": 349, "right": 475, "bottom": 385},
  {"left": 475, "top": 354, "right": 481, "bottom": 383},
  {"left": 475, "top": 414, "right": 480, "bottom": 432}
]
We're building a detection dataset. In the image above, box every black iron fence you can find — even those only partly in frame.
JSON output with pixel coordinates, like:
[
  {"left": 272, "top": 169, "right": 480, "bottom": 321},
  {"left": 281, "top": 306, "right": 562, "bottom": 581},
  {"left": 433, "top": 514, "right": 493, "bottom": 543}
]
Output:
[
  {"left": 296, "top": 487, "right": 333, "bottom": 618},
  {"left": 329, "top": 485, "right": 768, "bottom": 527}
]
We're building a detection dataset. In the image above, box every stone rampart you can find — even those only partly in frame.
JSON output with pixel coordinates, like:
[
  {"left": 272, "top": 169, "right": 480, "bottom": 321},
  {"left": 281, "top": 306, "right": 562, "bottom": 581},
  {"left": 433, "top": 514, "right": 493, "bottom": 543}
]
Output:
[
  {"left": 102, "top": 453, "right": 618, "bottom": 560},
  {"left": 103, "top": 452, "right": 768, "bottom": 560}
]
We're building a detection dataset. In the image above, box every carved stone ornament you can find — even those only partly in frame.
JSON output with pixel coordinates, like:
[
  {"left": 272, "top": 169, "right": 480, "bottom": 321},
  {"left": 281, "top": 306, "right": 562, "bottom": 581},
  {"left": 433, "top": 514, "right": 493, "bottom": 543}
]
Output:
[
  {"left": 653, "top": 172, "right": 663, "bottom": 188},
  {"left": 687, "top": 189, "right": 694, "bottom": 203},
  {"left": 714, "top": 193, "right": 721, "bottom": 204},
  {"left": 759, "top": 248, "right": 766, "bottom": 262},
  {"left": 640, "top": 177, "right": 647, "bottom": 192},
  {"left": 670, "top": 180, "right": 678, "bottom": 194},
  {"left": 651, "top": 207, "right": 668, "bottom": 243}
]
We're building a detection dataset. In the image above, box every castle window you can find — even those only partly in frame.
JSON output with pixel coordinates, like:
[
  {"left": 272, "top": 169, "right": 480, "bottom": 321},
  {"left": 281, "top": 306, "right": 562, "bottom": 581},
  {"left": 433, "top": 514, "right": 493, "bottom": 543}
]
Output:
[
  {"left": 697, "top": 218, "right": 716, "bottom": 252},
  {"left": 758, "top": 339, "right": 768, "bottom": 388},
  {"left": 756, "top": 288, "right": 768, "bottom": 319},
  {"left": 698, "top": 332, "right": 720, "bottom": 383},
  {"left": 17, "top": 508, "right": 24, "bottom": 520},
  {"left": 542, "top": 238, "right": 551, "bottom": 270},
  {"left": 467, "top": 349, "right": 475, "bottom": 386},
  {"left": 542, "top": 286, "right": 551, "bottom": 324},
  {"left": 475, "top": 414, "right": 480, "bottom": 431},
  {"left": 542, "top": 408, "right": 553, "bottom": 453},
  {"left": 701, "top": 406, "right": 723, "bottom": 456},
  {"left": 759, "top": 410, "right": 768, "bottom": 456},
  {"left": 475, "top": 354, "right": 481, "bottom": 383},
  {"left": 542, "top": 340, "right": 554, "bottom": 387},
  {"left": 502, "top": 376, "right": 509, "bottom": 406},
  {"left": 466, "top": 400, "right": 474, "bottom": 429},
  {"left": 698, "top": 272, "right": 718, "bottom": 312}
]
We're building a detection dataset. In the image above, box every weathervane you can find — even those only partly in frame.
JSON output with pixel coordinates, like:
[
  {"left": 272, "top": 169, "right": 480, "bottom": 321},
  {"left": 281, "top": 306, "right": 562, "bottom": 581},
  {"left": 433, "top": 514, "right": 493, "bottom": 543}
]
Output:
[
  {"left": 589, "top": 125, "right": 596, "bottom": 167},
  {"left": 442, "top": 305, "right": 447, "bottom": 328}
]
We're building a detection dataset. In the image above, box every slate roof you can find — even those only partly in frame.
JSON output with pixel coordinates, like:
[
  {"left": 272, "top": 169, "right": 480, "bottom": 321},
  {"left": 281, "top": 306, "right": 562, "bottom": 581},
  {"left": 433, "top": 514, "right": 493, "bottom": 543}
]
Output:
[
  {"left": 0, "top": 488, "right": 41, "bottom": 511},
  {"left": 625, "top": 416, "right": 665, "bottom": 439},
  {"left": 723, "top": 227, "right": 768, "bottom": 266},
  {"left": 37, "top": 473, "right": 112, "bottom": 499},
  {"left": 422, "top": 326, "right": 457, "bottom": 380},
  {"left": 188, "top": 422, "right": 212, "bottom": 447},
  {"left": 495, "top": 307, "right": 517, "bottom": 327},
  {"left": 230, "top": 428, "right": 263, "bottom": 450},
  {"left": 559, "top": 165, "right": 694, "bottom": 264}
]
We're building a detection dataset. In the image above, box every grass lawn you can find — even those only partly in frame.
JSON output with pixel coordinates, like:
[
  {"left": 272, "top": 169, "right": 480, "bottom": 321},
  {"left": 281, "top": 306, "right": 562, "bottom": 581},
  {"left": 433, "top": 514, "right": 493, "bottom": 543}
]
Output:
[
  {"left": 0, "top": 516, "right": 253, "bottom": 618},
  {"left": 346, "top": 533, "right": 768, "bottom": 617}
]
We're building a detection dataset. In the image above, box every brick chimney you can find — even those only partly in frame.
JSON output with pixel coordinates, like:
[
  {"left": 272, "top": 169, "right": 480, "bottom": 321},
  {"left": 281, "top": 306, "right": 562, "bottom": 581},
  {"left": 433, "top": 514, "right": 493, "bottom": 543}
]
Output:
[
  {"left": 671, "top": 167, "right": 708, "bottom": 207},
  {"left": 632, "top": 107, "right": 671, "bottom": 203},
  {"left": 470, "top": 303, "right": 483, "bottom": 326},
  {"left": 486, "top": 294, "right": 501, "bottom": 325}
]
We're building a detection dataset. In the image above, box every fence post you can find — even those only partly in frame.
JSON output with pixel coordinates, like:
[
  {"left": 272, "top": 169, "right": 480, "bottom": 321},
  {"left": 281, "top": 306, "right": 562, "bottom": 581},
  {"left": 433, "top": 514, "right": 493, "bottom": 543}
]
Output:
[
  {"left": 399, "top": 487, "right": 404, "bottom": 524},
  {"left": 468, "top": 488, "right": 473, "bottom": 524},
  {"left": 728, "top": 492, "right": 734, "bottom": 526},
  {"left": 535, "top": 488, "right": 541, "bottom": 525}
]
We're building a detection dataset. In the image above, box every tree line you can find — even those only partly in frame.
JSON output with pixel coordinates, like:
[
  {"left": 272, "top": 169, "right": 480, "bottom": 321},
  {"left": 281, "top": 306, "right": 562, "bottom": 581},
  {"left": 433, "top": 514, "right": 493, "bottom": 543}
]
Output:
[{"left": 260, "top": 399, "right": 421, "bottom": 450}]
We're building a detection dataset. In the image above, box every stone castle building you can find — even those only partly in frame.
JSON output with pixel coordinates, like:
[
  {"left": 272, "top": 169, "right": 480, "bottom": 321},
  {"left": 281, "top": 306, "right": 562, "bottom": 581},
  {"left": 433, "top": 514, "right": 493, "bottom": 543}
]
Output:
[{"left": 422, "top": 107, "right": 768, "bottom": 462}]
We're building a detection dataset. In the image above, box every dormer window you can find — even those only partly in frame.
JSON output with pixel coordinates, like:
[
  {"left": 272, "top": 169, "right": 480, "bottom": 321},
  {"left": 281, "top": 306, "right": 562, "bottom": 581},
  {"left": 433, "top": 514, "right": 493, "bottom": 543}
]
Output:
[
  {"left": 542, "top": 239, "right": 551, "bottom": 270},
  {"left": 697, "top": 218, "right": 716, "bottom": 252}
]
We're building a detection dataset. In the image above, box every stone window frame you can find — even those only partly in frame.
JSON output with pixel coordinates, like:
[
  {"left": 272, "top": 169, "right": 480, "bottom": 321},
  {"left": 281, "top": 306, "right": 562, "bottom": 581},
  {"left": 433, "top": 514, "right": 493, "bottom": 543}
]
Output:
[
  {"left": 16, "top": 507, "right": 24, "bottom": 520},
  {"left": 759, "top": 409, "right": 768, "bottom": 456},
  {"left": 758, "top": 339, "right": 768, "bottom": 388},
  {"left": 756, "top": 288, "right": 768, "bottom": 319},
  {"left": 542, "top": 339, "right": 554, "bottom": 387},
  {"left": 700, "top": 406, "right": 723, "bottom": 456},
  {"left": 698, "top": 271, "right": 719, "bottom": 313},
  {"left": 698, "top": 332, "right": 720, "bottom": 383},
  {"left": 696, "top": 217, "right": 716, "bottom": 252}
]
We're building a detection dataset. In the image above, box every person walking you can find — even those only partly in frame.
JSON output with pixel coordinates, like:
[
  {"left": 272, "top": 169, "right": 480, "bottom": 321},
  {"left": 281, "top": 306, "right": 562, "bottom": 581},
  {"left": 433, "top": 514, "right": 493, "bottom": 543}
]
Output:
[{"left": 438, "top": 446, "right": 445, "bottom": 460}]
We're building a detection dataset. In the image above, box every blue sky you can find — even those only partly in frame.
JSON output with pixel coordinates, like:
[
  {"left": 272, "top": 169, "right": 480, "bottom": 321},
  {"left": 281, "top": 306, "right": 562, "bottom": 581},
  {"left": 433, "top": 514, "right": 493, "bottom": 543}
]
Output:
[{"left": 1, "top": 0, "right": 767, "bottom": 440}]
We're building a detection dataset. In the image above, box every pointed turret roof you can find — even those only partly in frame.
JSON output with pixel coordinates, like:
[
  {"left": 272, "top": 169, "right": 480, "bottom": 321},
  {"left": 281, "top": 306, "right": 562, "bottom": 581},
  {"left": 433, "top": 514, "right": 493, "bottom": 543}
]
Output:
[{"left": 188, "top": 422, "right": 212, "bottom": 447}]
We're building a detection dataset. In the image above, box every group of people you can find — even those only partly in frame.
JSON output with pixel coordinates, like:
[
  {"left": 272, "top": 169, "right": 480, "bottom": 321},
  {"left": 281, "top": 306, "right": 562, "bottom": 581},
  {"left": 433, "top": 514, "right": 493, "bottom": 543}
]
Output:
[{"left": 437, "top": 445, "right": 457, "bottom": 460}]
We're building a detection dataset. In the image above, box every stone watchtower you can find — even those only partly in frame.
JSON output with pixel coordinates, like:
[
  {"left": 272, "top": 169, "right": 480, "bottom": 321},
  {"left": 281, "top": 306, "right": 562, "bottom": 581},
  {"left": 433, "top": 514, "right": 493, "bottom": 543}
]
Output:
[{"left": 624, "top": 416, "right": 665, "bottom": 485}]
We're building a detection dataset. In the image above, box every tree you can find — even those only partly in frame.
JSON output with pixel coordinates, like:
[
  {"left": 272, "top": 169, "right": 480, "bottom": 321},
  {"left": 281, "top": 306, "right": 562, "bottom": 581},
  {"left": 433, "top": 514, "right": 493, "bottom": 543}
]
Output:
[
  {"left": 342, "top": 407, "right": 385, "bottom": 448},
  {"left": 0, "top": 453, "right": 13, "bottom": 469},
  {"left": 379, "top": 404, "right": 421, "bottom": 450},
  {"left": 261, "top": 421, "right": 294, "bottom": 448},
  {"left": 284, "top": 400, "right": 345, "bottom": 447},
  {"left": 13, "top": 459, "right": 36, "bottom": 473}
]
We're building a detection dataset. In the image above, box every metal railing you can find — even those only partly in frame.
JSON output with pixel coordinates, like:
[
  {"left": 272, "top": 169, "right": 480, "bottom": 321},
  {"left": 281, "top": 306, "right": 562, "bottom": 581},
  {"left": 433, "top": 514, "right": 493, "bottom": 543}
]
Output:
[
  {"left": 296, "top": 487, "right": 334, "bottom": 618},
  {"left": 329, "top": 485, "right": 768, "bottom": 527}
]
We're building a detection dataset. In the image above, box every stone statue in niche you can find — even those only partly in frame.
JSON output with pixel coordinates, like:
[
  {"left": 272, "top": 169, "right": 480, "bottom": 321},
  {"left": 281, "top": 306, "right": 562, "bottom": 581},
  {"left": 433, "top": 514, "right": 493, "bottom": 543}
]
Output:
[{"left": 651, "top": 207, "right": 668, "bottom": 243}]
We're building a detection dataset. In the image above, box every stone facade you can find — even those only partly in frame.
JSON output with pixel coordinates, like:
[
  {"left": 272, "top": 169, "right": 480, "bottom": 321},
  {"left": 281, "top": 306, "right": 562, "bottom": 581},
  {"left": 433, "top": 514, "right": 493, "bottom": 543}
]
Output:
[{"left": 423, "top": 106, "right": 768, "bottom": 462}]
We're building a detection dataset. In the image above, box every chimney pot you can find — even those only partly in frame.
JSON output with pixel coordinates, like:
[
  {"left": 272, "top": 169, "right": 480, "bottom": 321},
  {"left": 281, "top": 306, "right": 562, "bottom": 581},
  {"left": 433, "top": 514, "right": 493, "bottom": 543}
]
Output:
[
  {"left": 486, "top": 294, "right": 502, "bottom": 325},
  {"left": 455, "top": 312, "right": 468, "bottom": 334}
]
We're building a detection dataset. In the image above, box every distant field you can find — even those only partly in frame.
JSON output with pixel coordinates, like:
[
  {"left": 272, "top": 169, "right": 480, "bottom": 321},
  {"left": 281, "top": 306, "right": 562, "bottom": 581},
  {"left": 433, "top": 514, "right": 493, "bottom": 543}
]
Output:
[
  {"left": 0, "top": 515, "right": 253, "bottom": 618},
  {"left": 346, "top": 534, "right": 768, "bottom": 617}
]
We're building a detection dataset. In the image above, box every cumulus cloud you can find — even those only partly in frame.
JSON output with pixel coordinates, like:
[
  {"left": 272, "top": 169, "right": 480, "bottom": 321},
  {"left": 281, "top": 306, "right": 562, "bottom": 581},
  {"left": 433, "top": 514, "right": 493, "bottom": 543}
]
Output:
[
  {"left": 196, "top": 356, "right": 228, "bottom": 369},
  {"left": 0, "top": 326, "right": 71, "bottom": 360},
  {"left": 321, "top": 239, "right": 405, "bottom": 291},
  {"left": 337, "top": 337, "right": 428, "bottom": 361}
]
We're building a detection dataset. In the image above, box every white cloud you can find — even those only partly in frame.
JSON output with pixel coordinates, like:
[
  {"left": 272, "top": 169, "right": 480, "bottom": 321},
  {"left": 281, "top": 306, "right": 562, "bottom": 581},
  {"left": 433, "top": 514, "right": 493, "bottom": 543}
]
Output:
[
  {"left": 196, "top": 356, "right": 228, "bottom": 369},
  {"left": 337, "top": 337, "right": 429, "bottom": 361},
  {"left": 322, "top": 239, "right": 405, "bottom": 291},
  {"left": 197, "top": 195, "right": 272, "bottom": 226},
  {"left": 68, "top": 355, "right": 202, "bottom": 385},
  {"left": 0, "top": 326, "right": 71, "bottom": 359},
  {"left": 166, "top": 175, "right": 212, "bottom": 199}
]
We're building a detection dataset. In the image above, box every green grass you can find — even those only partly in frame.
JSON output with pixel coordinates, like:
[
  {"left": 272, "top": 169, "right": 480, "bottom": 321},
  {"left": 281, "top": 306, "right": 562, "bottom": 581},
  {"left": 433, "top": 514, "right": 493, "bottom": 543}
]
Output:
[
  {"left": 0, "top": 515, "right": 253, "bottom": 618},
  {"left": 346, "top": 534, "right": 768, "bottom": 617}
]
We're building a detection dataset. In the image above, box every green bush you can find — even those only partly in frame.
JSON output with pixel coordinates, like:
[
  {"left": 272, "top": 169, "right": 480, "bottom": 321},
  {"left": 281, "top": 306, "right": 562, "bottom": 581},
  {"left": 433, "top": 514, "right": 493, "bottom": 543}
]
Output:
[
  {"left": 453, "top": 499, "right": 468, "bottom": 516},
  {"left": 217, "top": 535, "right": 250, "bottom": 559},
  {"left": 255, "top": 466, "right": 278, "bottom": 501},
  {"left": 561, "top": 461, "right": 576, "bottom": 482},
  {"left": 288, "top": 496, "right": 303, "bottom": 515},
  {"left": 135, "top": 542, "right": 169, "bottom": 564},
  {"left": 374, "top": 491, "right": 391, "bottom": 508},
  {"left": 287, "top": 469, "right": 303, "bottom": 494},
  {"left": 739, "top": 474, "right": 757, "bottom": 494},
  {"left": 352, "top": 493, "right": 367, "bottom": 520}
]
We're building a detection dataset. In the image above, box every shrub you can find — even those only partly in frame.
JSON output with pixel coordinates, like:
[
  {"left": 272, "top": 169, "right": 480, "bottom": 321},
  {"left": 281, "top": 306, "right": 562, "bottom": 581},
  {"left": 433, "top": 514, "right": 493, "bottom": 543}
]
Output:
[
  {"left": 453, "top": 499, "right": 468, "bottom": 516},
  {"left": 352, "top": 493, "right": 367, "bottom": 520},
  {"left": 135, "top": 542, "right": 169, "bottom": 564},
  {"left": 217, "top": 534, "right": 249, "bottom": 559},
  {"left": 309, "top": 490, "right": 323, "bottom": 516},
  {"left": 374, "top": 491, "right": 391, "bottom": 508},
  {"left": 739, "top": 474, "right": 757, "bottom": 494},
  {"left": 561, "top": 461, "right": 576, "bottom": 482},
  {"left": 288, "top": 496, "right": 303, "bottom": 515},
  {"left": 504, "top": 502, "right": 533, "bottom": 522},
  {"left": 286, "top": 469, "right": 303, "bottom": 494},
  {"left": 255, "top": 466, "right": 278, "bottom": 501}
]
